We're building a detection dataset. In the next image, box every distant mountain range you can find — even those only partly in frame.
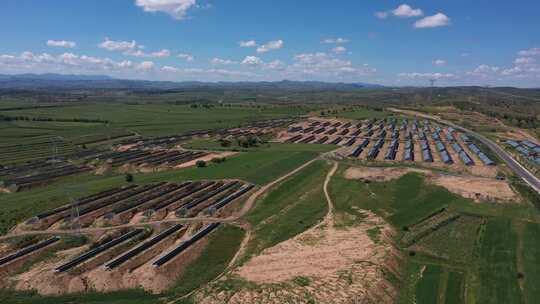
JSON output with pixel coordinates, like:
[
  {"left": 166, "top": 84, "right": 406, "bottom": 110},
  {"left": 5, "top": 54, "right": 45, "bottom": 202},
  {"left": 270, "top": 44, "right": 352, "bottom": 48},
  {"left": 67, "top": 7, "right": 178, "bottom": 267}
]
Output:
[{"left": 0, "top": 73, "right": 384, "bottom": 91}]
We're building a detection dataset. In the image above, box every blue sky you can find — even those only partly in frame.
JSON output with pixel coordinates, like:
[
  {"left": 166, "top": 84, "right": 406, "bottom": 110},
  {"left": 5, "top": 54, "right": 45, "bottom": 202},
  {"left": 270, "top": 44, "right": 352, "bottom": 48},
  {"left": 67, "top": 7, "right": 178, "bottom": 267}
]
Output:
[{"left": 0, "top": 0, "right": 539, "bottom": 87}]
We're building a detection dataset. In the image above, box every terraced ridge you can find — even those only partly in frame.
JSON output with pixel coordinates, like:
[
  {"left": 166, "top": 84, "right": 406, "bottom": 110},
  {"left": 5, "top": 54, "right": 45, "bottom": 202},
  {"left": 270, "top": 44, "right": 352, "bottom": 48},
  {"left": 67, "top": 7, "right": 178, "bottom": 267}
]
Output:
[
  {"left": 54, "top": 229, "right": 143, "bottom": 272},
  {"left": 152, "top": 223, "right": 221, "bottom": 267},
  {"left": 0, "top": 237, "right": 60, "bottom": 266},
  {"left": 104, "top": 224, "right": 185, "bottom": 270},
  {"left": 401, "top": 210, "right": 461, "bottom": 247}
]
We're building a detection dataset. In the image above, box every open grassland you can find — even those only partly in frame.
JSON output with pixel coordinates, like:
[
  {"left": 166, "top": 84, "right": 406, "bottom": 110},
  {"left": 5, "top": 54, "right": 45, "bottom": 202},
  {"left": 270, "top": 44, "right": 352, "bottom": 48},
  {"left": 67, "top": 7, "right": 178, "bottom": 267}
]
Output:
[
  {"left": 0, "top": 150, "right": 320, "bottom": 234},
  {"left": 1, "top": 103, "right": 309, "bottom": 137},
  {"left": 411, "top": 215, "right": 483, "bottom": 263},
  {"left": 333, "top": 108, "right": 395, "bottom": 120},
  {"left": 245, "top": 160, "right": 329, "bottom": 257},
  {"left": 519, "top": 222, "right": 540, "bottom": 304},
  {"left": 329, "top": 168, "right": 472, "bottom": 229},
  {"left": 415, "top": 265, "right": 442, "bottom": 304},
  {"left": 445, "top": 271, "right": 465, "bottom": 304},
  {"left": 164, "top": 225, "right": 245, "bottom": 300},
  {"left": 330, "top": 164, "right": 540, "bottom": 304},
  {"left": 474, "top": 218, "right": 522, "bottom": 304},
  {"left": 183, "top": 139, "right": 336, "bottom": 153},
  {"left": 0, "top": 289, "right": 159, "bottom": 304}
]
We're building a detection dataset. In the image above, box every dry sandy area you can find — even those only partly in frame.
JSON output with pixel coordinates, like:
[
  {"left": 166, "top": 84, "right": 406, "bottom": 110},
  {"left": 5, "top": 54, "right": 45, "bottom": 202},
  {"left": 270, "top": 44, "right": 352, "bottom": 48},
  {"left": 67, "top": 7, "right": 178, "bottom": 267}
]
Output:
[
  {"left": 237, "top": 224, "right": 389, "bottom": 283},
  {"left": 174, "top": 151, "right": 237, "bottom": 169},
  {"left": 344, "top": 166, "right": 427, "bottom": 182},
  {"left": 196, "top": 212, "right": 401, "bottom": 304},
  {"left": 431, "top": 174, "right": 518, "bottom": 202},
  {"left": 344, "top": 166, "right": 518, "bottom": 203}
]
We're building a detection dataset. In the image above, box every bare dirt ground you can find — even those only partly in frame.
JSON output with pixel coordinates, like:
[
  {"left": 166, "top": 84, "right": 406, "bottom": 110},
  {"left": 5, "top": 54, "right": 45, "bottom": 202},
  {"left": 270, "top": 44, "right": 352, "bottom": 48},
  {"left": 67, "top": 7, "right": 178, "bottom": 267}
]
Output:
[
  {"left": 236, "top": 218, "right": 390, "bottom": 283},
  {"left": 344, "top": 166, "right": 518, "bottom": 203},
  {"left": 174, "top": 151, "right": 238, "bottom": 169},
  {"left": 430, "top": 174, "right": 518, "bottom": 202},
  {"left": 196, "top": 213, "right": 400, "bottom": 304},
  {"left": 344, "top": 166, "right": 427, "bottom": 182},
  {"left": 193, "top": 162, "right": 402, "bottom": 304}
]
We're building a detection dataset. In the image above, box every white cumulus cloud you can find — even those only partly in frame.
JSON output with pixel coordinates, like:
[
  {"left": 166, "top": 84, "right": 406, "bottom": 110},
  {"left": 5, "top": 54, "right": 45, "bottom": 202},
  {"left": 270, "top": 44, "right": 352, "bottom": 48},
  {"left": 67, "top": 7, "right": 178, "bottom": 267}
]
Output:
[
  {"left": 322, "top": 37, "right": 349, "bottom": 44},
  {"left": 375, "top": 11, "right": 389, "bottom": 19},
  {"left": 47, "top": 40, "right": 76, "bottom": 48},
  {"left": 125, "top": 49, "right": 171, "bottom": 58},
  {"left": 99, "top": 38, "right": 138, "bottom": 51},
  {"left": 161, "top": 65, "right": 179, "bottom": 72},
  {"left": 135, "top": 0, "right": 197, "bottom": 20},
  {"left": 256, "top": 40, "right": 284, "bottom": 53},
  {"left": 239, "top": 40, "right": 257, "bottom": 48},
  {"left": 392, "top": 4, "right": 423, "bottom": 17},
  {"left": 514, "top": 57, "right": 535, "bottom": 65},
  {"left": 414, "top": 13, "right": 450, "bottom": 28},
  {"left": 177, "top": 53, "right": 194, "bottom": 61},
  {"left": 433, "top": 59, "right": 446, "bottom": 66},
  {"left": 518, "top": 48, "right": 540, "bottom": 57},
  {"left": 136, "top": 61, "right": 155, "bottom": 71},
  {"left": 210, "top": 58, "right": 236, "bottom": 65},
  {"left": 398, "top": 72, "right": 455, "bottom": 80},
  {"left": 241, "top": 56, "right": 263, "bottom": 66},
  {"left": 332, "top": 46, "right": 347, "bottom": 54}
]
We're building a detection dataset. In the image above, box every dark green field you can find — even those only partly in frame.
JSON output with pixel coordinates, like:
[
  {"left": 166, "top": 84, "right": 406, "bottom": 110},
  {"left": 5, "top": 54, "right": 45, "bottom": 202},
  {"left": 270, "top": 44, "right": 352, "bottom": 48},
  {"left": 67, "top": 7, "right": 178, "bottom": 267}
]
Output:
[
  {"left": 245, "top": 160, "right": 329, "bottom": 258},
  {"left": 328, "top": 165, "right": 540, "bottom": 304}
]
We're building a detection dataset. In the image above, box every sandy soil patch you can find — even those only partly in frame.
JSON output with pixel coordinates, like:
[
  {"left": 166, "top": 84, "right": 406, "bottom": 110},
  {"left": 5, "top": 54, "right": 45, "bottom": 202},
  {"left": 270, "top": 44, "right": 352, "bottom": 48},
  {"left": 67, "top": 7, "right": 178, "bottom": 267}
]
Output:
[
  {"left": 344, "top": 166, "right": 426, "bottom": 182},
  {"left": 13, "top": 246, "right": 89, "bottom": 295},
  {"left": 174, "top": 151, "right": 237, "bottom": 169},
  {"left": 197, "top": 213, "right": 401, "bottom": 304},
  {"left": 237, "top": 225, "right": 389, "bottom": 283},
  {"left": 344, "top": 166, "right": 518, "bottom": 203},
  {"left": 430, "top": 175, "right": 518, "bottom": 202}
]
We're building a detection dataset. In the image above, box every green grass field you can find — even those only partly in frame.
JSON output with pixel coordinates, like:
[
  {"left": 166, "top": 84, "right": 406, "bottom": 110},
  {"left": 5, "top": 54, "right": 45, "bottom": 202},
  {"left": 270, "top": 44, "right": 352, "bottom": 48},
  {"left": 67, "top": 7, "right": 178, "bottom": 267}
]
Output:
[
  {"left": 411, "top": 215, "right": 483, "bottom": 263},
  {"left": 165, "top": 225, "right": 245, "bottom": 299},
  {"left": 1, "top": 103, "right": 307, "bottom": 137},
  {"left": 520, "top": 222, "right": 540, "bottom": 303},
  {"left": 329, "top": 169, "right": 470, "bottom": 229},
  {"left": 329, "top": 164, "right": 540, "bottom": 304},
  {"left": 415, "top": 265, "right": 442, "bottom": 304},
  {"left": 0, "top": 149, "right": 320, "bottom": 234},
  {"left": 475, "top": 218, "right": 522, "bottom": 304},
  {"left": 245, "top": 160, "right": 329, "bottom": 258},
  {"left": 445, "top": 271, "right": 465, "bottom": 304},
  {"left": 335, "top": 108, "right": 395, "bottom": 120},
  {"left": 183, "top": 138, "right": 336, "bottom": 153}
]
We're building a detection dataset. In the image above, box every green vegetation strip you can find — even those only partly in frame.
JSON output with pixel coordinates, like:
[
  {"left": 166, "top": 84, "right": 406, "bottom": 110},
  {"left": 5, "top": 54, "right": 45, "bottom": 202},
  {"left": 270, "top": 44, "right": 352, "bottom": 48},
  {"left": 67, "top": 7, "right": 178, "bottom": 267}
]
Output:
[
  {"left": 475, "top": 218, "right": 522, "bottom": 304},
  {"left": 415, "top": 265, "right": 442, "bottom": 304},
  {"left": 165, "top": 225, "right": 245, "bottom": 299},
  {"left": 245, "top": 160, "right": 329, "bottom": 257},
  {"left": 0, "top": 150, "right": 319, "bottom": 234}
]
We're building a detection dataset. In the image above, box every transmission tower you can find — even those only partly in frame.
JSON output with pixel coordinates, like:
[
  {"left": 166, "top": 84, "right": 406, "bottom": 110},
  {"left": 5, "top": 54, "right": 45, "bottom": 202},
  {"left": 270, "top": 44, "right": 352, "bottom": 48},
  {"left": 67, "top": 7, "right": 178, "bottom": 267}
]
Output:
[
  {"left": 429, "top": 79, "right": 437, "bottom": 103},
  {"left": 483, "top": 84, "right": 491, "bottom": 104},
  {"left": 70, "top": 197, "right": 80, "bottom": 233},
  {"left": 50, "top": 137, "right": 59, "bottom": 162},
  {"left": 66, "top": 185, "right": 84, "bottom": 234}
]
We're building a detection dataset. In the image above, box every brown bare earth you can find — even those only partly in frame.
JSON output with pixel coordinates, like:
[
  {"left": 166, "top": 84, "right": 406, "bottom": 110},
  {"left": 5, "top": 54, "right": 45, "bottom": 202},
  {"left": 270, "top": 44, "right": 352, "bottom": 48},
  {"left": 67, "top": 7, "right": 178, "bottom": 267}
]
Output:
[
  {"left": 174, "top": 151, "right": 237, "bottom": 169},
  {"left": 194, "top": 163, "right": 401, "bottom": 304},
  {"left": 237, "top": 219, "right": 391, "bottom": 283},
  {"left": 195, "top": 213, "right": 401, "bottom": 304},
  {"left": 431, "top": 174, "right": 518, "bottom": 202},
  {"left": 344, "top": 166, "right": 519, "bottom": 203},
  {"left": 344, "top": 166, "right": 427, "bottom": 182}
]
